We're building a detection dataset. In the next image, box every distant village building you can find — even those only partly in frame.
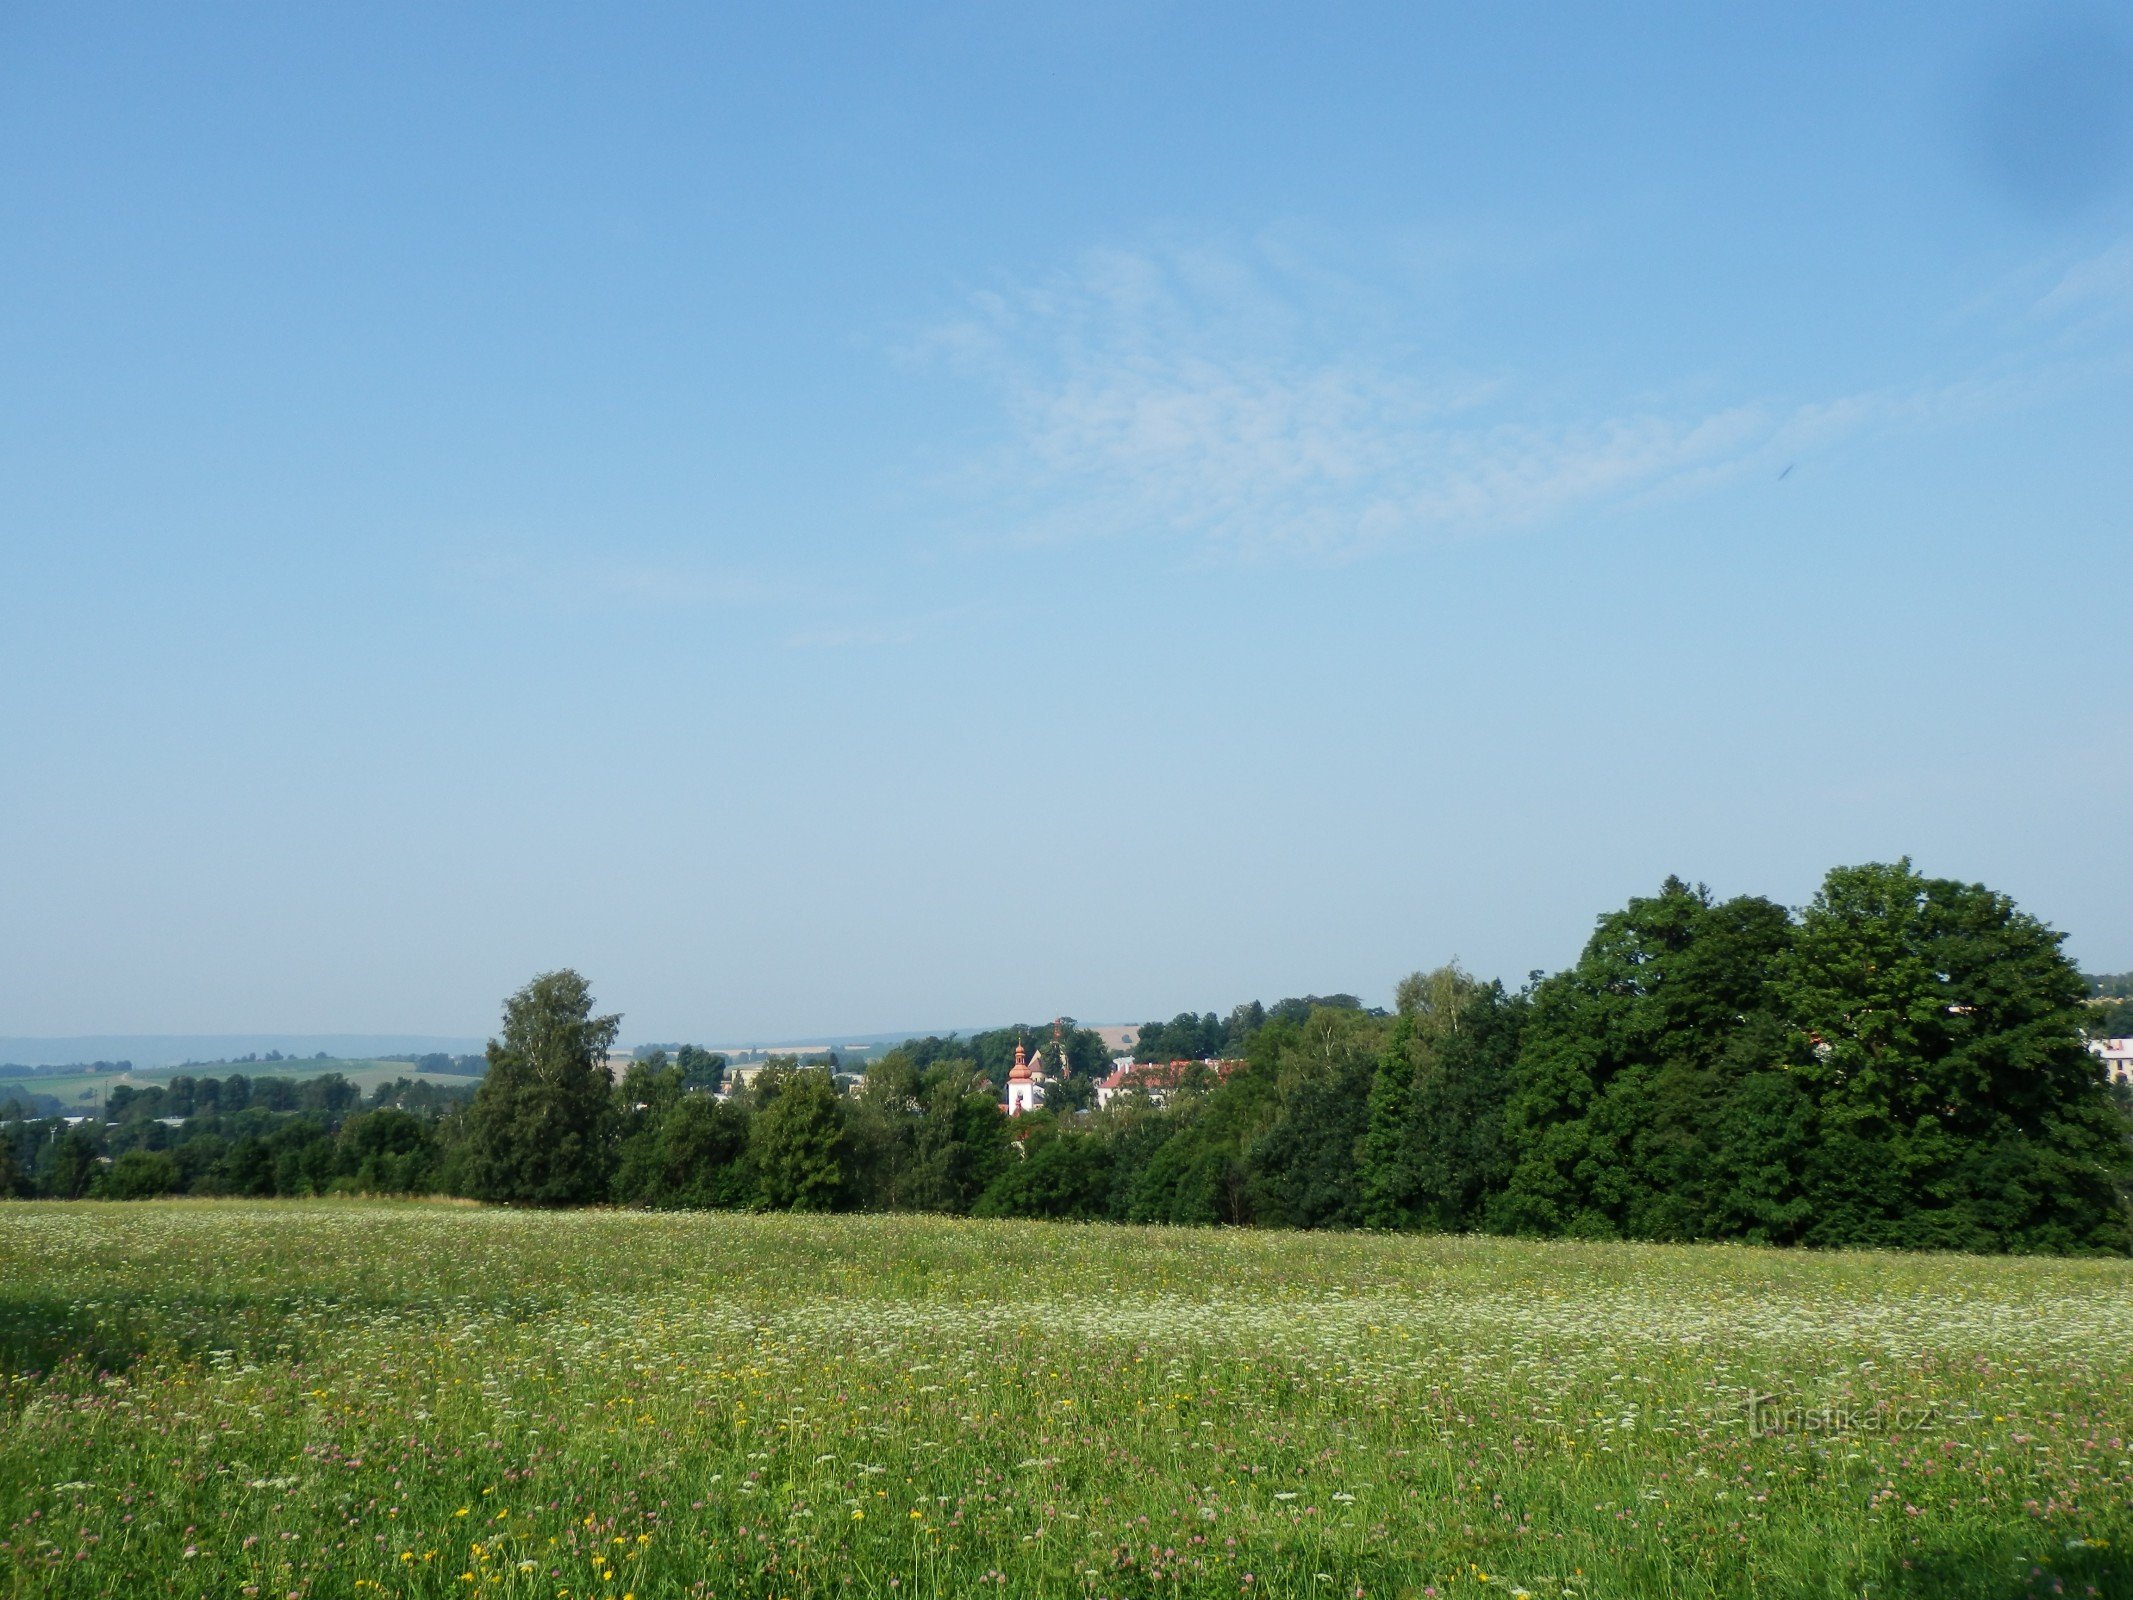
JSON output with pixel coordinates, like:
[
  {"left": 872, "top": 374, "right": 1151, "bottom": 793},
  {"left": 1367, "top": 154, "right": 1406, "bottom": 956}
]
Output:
[
  {"left": 1095, "top": 1058, "right": 1243, "bottom": 1108},
  {"left": 722, "top": 1060, "right": 774, "bottom": 1095},
  {"left": 2091, "top": 1037, "right": 2133, "bottom": 1089}
]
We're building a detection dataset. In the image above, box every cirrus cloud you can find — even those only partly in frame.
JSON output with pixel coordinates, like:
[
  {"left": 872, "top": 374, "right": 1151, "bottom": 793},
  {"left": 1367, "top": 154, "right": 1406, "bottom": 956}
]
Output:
[{"left": 914, "top": 236, "right": 2117, "bottom": 561}]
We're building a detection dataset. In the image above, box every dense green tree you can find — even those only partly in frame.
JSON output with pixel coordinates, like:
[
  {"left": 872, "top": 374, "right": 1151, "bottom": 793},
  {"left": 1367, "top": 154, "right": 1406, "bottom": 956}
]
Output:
[
  {"left": 460, "top": 970, "right": 622, "bottom": 1206},
  {"left": 1041, "top": 1072, "right": 1097, "bottom": 1114},
  {"left": 39, "top": 1127, "right": 101, "bottom": 1198},
  {"left": 908, "top": 1063, "right": 1012, "bottom": 1212},
  {"left": 1122, "top": 1037, "right": 1284, "bottom": 1225},
  {"left": 749, "top": 1066, "right": 852, "bottom": 1211},
  {"left": 1356, "top": 1017, "right": 1420, "bottom": 1228},
  {"left": 102, "top": 1148, "right": 180, "bottom": 1199},
  {"left": 170, "top": 1133, "right": 229, "bottom": 1193},
  {"left": 845, "top": 1051, "right": 925, "bottom": 1211},
  {"left": 1496, "top": 878, "right": 1796, "bottom": 1241},
  {"left": 1405, "top": 984, "right": 1525, "bottom": 1229},
  {"left": 674, "top": 1044, "right": 728, "bottom": 1094},
  {"left": 337, "top": 1108, "right": 437, "bottom": 1193},
  {"left": 271, "top": 1121, "right": 338, "bottom": 1196},
  {"left": 1776, "top": 860, "right": 2131, "bottom": 1253},
  {"left": 1248, "top": 1006, "right": 1389, "bottom": 1228},
  {"left": 213, "top": 1135, "right": 278, "bottom": 1196},
  {"left": 975, "top": 1120, "right": 1114, "bottom": 1219},
  {"left": 1359, "top": 969, "right": 1525, "bottom": 1231},
  {"left": 1132, "top": 995, "right": 1368, "bottom": 1063},
  {"left": 1133, "top": 1012, "right": 1225, "bottom": 1063},
  {"left": 1698, "top": 1057, "right": 1818, "bottom": 1243},
  {"left": 613, "top": 1091, "right": 752, "bottom": 1209},
  {"left": 610, "top": 1058, "right": 685, "bottom": 1203}
]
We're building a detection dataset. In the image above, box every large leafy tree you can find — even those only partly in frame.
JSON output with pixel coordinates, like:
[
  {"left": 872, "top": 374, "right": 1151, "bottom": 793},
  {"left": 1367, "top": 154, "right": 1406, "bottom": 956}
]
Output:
[
  {"left": 749, "top": 1065, "right": 853, "bottom": 1212},
  {"left": 613, "top": 1074, "right": 752, "bottom": 1211},
  {"left": 844, "top": 1050, "right": 925, "bottom": 1211},
  {"left": 1120, "top": 1024, "right": 1290, "bottom": 1226},
  {"left": 1775, "top": 860, "right": 2131, "bottom": 1253},
  {"left": 673, "top": 1044, "right": 727, "bottom": 1095},
  {"left": 1495, "top": 877, "right": 1796, "bottom": 1240},
  {"left": 40, "top": 1127, "right": 102, "bottom": 1199},
  {"left": 1359, "top": 968, "right": 1527, "bottom": 1231},
  {"left": 907, "top": 1062, "right": 1012, "bottom": 1212},
  {"left": 975, "top": 1118, "right": 1115, "bottom": 1220},
  {"left": 1248, "top": 1005, "right": 1390, "bottom": 1229},
  {"left": 461, "top": 969, "right": 621, "bottom": 1206}
]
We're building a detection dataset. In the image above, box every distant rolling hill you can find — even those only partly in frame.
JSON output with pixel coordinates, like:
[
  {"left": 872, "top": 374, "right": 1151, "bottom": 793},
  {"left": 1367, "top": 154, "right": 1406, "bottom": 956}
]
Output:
[{"left": 0, "top": 1035, "right": 484, "bottom": 1070}]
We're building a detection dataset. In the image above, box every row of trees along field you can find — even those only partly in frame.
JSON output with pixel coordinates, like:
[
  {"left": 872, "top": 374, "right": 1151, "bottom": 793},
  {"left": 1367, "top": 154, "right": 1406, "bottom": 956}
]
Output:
[
  {"left": 1, "top": 1075, "right": 477, "bottom": 1201},
  {"left": 5, "top": 859, "right": 2129, "bottom": 1253}
]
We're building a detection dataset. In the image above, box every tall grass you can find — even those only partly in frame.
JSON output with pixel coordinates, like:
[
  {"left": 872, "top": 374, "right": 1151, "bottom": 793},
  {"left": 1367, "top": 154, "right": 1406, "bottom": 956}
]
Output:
[{"left": 2, "top": 1202, "right": 2128, "bottom": 1598}]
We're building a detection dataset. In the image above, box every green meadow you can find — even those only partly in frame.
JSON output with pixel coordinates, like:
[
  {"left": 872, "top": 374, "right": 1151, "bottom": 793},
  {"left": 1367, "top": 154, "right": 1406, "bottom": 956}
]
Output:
[
  {"left": 1, "top": 1203, "right": 2128, "bottom": 1599},
  {"left": 0, "top": 1062, "right": 463, "bottom": 1114}
]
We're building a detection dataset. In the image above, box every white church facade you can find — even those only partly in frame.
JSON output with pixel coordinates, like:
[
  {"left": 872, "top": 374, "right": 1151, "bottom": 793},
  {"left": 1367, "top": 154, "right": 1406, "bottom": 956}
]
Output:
[{"left": 1004, "top": 1029, "right": 1071, "bottom": 1115}]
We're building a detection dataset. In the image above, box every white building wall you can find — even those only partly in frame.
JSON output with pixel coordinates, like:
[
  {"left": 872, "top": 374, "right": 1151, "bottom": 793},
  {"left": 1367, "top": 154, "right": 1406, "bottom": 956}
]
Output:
[{"left": 2092, "top": 1038, "right": 2133, "bottom": 1088}]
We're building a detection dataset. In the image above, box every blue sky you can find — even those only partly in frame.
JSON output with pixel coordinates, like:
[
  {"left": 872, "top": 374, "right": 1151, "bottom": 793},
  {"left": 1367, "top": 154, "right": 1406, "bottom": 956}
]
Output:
[{"left": 3, "top": 2, "right": 2130, "bottom": 1041}]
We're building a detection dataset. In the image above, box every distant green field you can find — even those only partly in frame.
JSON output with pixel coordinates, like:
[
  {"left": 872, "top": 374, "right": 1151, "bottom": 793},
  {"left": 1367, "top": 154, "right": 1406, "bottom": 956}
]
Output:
[
  {"left": 1, "top": 1204, "right": 2127, "bottom": 1599},
  {"left": 0, "top": 1059, "right": 475, "bottom": 1111}
]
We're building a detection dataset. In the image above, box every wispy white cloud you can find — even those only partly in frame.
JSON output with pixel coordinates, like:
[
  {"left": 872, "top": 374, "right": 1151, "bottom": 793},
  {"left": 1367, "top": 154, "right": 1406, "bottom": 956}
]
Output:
[
  {"left": 2031, "top": 238, "right": 2133, "bottom": 326},
  {"left": 917, "top": 237, "right": 2123, "bottom": 560}
]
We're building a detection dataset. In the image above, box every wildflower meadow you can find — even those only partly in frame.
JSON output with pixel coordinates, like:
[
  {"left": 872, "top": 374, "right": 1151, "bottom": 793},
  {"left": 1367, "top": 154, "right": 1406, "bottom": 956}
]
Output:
[{"left": 2, "top": 1202, "right": 2129, "bottom": 1598}]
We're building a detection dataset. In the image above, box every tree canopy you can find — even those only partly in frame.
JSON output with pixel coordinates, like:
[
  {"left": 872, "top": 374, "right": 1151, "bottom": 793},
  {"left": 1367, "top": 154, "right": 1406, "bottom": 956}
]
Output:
[
  {"left": 12, "top": 868, "right": 2127, "bottom": 1254},
  {"left": 461, "top": 969, "right": 621, "bottom": 1206}
]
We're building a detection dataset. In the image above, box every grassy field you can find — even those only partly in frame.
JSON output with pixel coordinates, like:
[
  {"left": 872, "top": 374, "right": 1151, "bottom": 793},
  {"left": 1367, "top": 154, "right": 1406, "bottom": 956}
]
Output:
[
  {"left": 0, "top": 1061, "right": 473, "bottom": 1112},
  {"left": 1, "top": 1205, "right": 2128, "bottom": 1599}
]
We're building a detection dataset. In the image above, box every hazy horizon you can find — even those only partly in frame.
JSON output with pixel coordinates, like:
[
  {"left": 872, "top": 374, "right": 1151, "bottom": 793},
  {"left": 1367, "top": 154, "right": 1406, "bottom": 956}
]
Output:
[{"left": 5, "top": 4, "right": 2130, "bottom": 1041}]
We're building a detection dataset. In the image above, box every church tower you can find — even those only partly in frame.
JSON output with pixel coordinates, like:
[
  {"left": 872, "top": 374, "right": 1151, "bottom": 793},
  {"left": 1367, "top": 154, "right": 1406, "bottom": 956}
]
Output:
[{"left": 1005, "top": 1039, "right": 1041, "bottom": 1115}]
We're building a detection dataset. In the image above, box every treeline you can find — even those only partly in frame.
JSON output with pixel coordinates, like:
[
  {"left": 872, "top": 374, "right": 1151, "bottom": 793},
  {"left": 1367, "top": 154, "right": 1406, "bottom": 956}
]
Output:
[
  {"left": 7, "top": 859, "right": 2129, "bottom": 1253},
  {"left": 0, "top": 1076, "right": 478, "bottom": 1201},
  {"left": 0, "top": 1059, "right": 132, "bottom": 1077},
  {"left": 1130, "top": 996, "right": 1370, "bottom": 1063},
  {"left": 438, "top": 860, "right": 2133, "bottom": 1252},
  {"left": 2085, "top": 973, "right": 2133, "bottom": 1039}
]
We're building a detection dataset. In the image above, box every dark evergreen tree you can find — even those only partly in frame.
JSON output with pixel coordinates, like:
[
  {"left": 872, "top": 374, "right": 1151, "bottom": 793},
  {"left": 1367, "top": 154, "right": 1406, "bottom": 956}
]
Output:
[
  {"left": 211, "top": 1135, "right": 278, "bottom": 1196},
  {"left": 1357, "top": 1017, "right": 1420, "bottom": 1228},
  {"left": 674, "top": 1044, "right": 728, "bottom": 1095},
  {"left": 337, "top": 1108, "right": 438, "bottom": 1193}
]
